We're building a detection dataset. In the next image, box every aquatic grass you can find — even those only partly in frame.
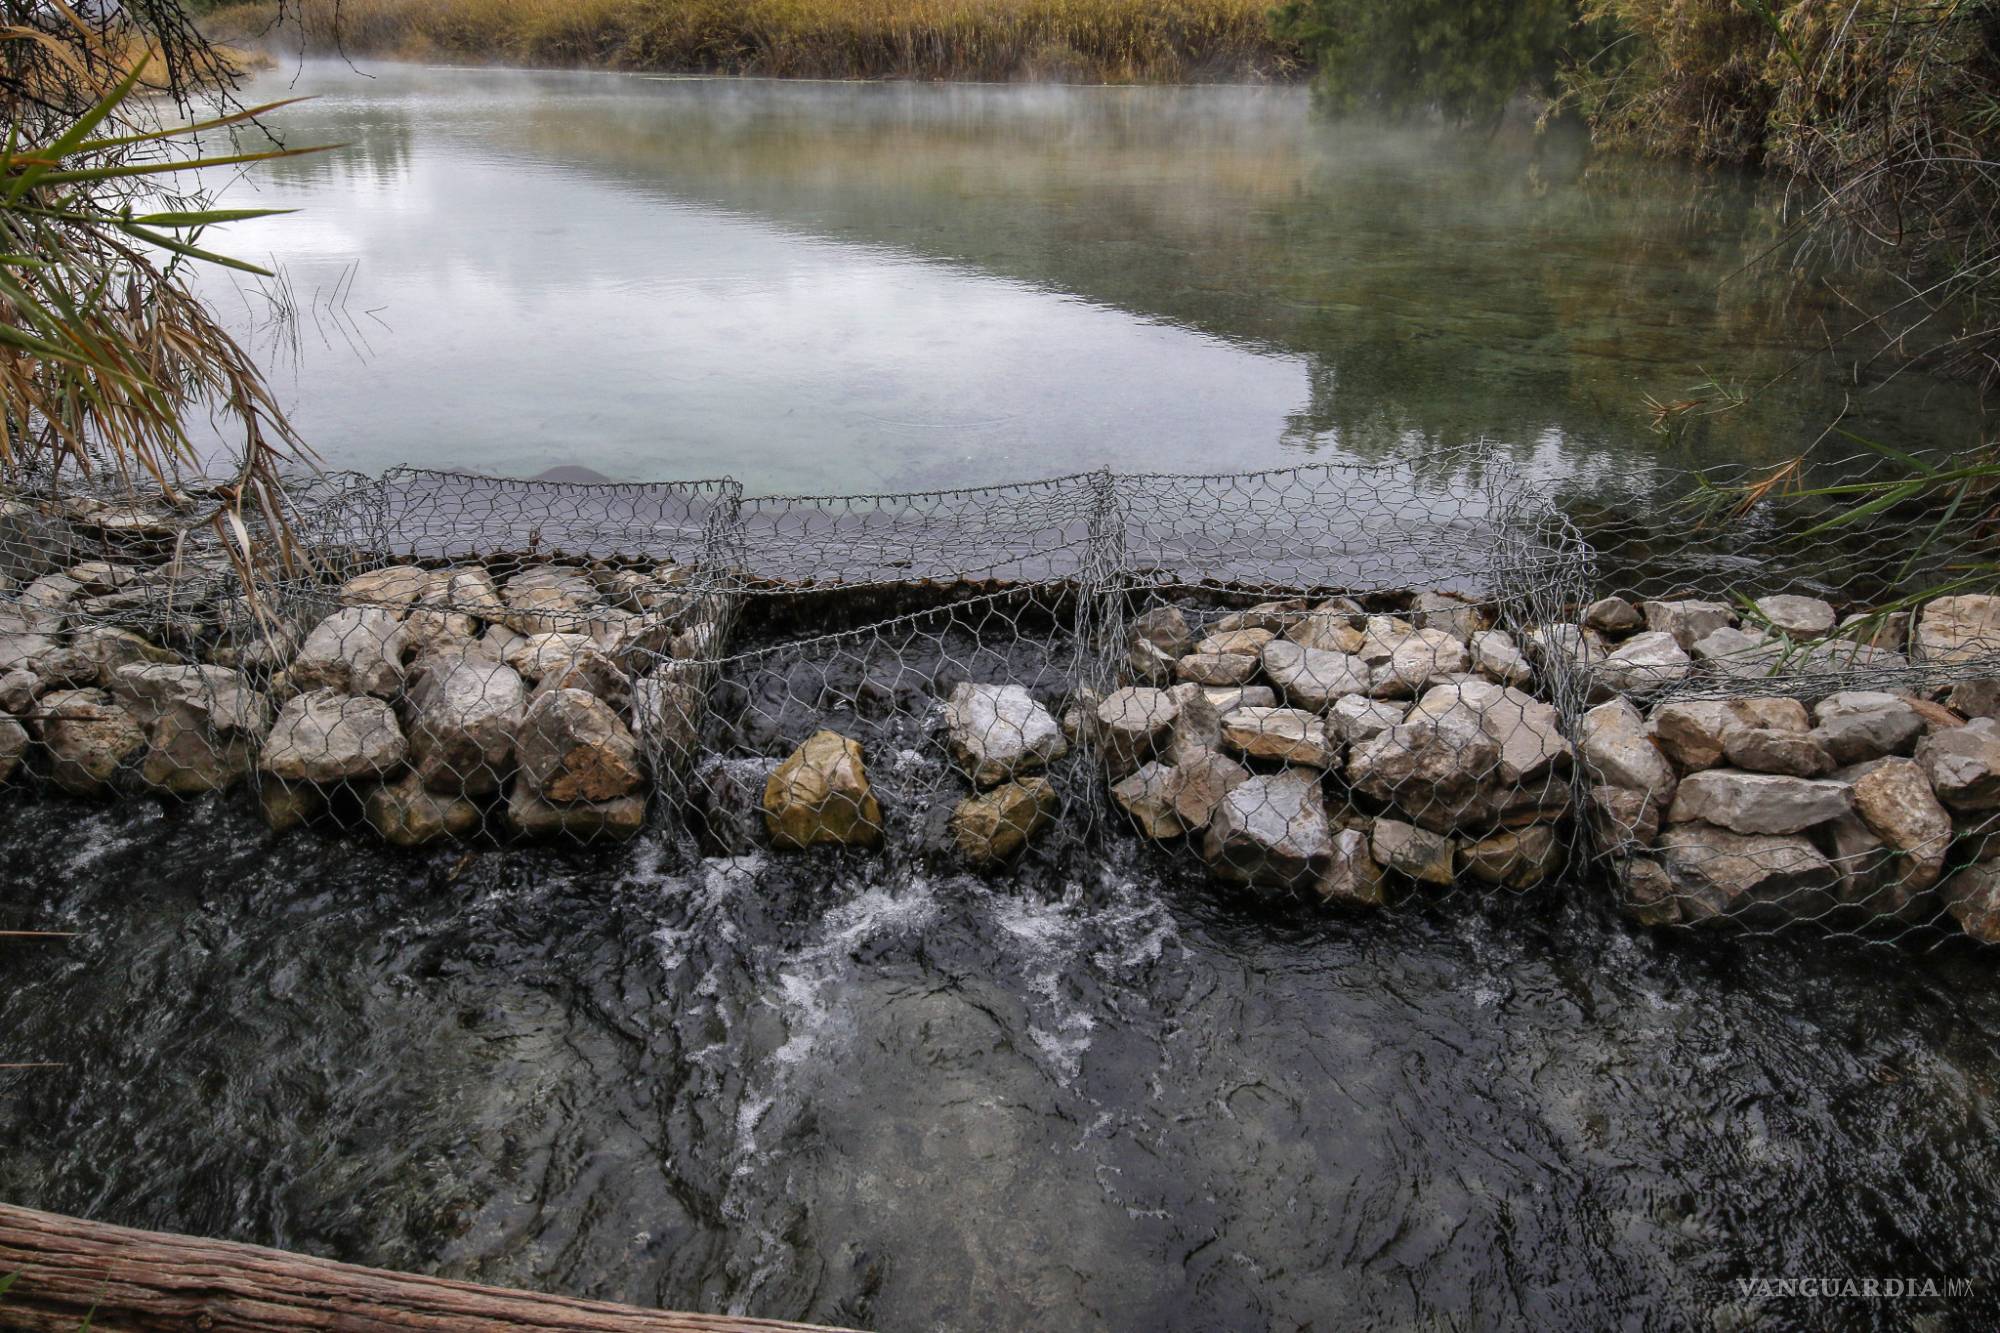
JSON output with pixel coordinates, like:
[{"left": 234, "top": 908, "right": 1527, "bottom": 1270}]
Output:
[{"left": 203, "top": 0, "right": 1299, "bottom": 84}]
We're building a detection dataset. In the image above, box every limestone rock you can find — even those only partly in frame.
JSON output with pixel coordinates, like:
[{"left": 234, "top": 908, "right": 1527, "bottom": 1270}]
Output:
[
  {"left": 1666, "top": 770, "right": 1851, "bottom": 835},
  {"left": 631, "top": 670, "right": 704, "bottom": 775},
  {"left": 407, "top": 658, "right": 527, "bottom": 796},
  {"left": 1459, "top": 825, "right": 1562, "bottom": 889},
  {"left": 1112, "top": 760, "right": 1184, "bottom": 840},
  {"left": 1095, "top": 687, "right": 1179, "bottom": 778},
  {"left": 1409, "top": 679, "right": 1571, "bottom": 785},
  {"left": 763, "top": 730, "right": 882, "bottom": 849},
  {"left": 1130, "top": 605, "right": 1193, "bottom": 656},
  {"left": 1164, "top": 682, "right": 1222, "bottom": 759},
  {"left": 1316, "top": 828, "right": 1386, "bottom": 907},
  {"left": 1259, "top": 640, "right": 1369, "bottom": 711},
  {"left": 1410, "top": 591, "right": 1486, "bottom": 643},
  {"left": 1170, "top": 748, "right": 1251, "bottom": 832},
  {"left": 0, "top": 715, "right": 25, "bottom": 784},
  {"left": 1849, "top": 757, "right": 1951, "bottom": 893},
  {"left": 1721, "top": 727, "right": 1832, "bottom": 778},
  {"left": 1202, "top": 685, "right": 1277, "bottom": 715},
  {"left": 0, "top": 668, "right": 37, "bottom": 714},
  {"left": 1916, "top": 716, "right": 2000, "bottom": 811},
  {"left": 1469, "top": 630, "right": 1532, "bottom": 687},
  {"left": 424, "top": 566, "right": 507, "bottom": 619},
  {"left": 1839, "top": 610, "right": 1910, "bottom": 653},
  {"left": 365, "top": 772, "right": 482, "bottom": 846},
  {"left": 1690, "top": 626, "right": 1774, "bottom": 669},
  {"left": 1649, "top": 698, "right": 1808, "bottom": 772},
  {"left": 111, "top": 663, "right": 268, "bottom": 794},
  {"left": 669, "top": 621, "right": 719, "bottom": 662},
  {"left": 1825, "top": 814, "right": 1908, "bottom": 918},
  {"left": 501, "top": 565, "right": 600, "bottom": 635},
  {"left": 1370, "top": 817, "right": 1455, "bottom": 886},
  {"left": 1060, "top": 686, "right": 1103, "bottom": 746},
  {"left": 1369, "top": 628, "right": 1469, "bottom": 699},
  {"left": 507, "top": 782, "right": 646, "bottom": 841},
  {"left": 1811, "top": 691, "right": 1926, "bottom": 766},
  {"left": 258, "top": 779, "right": 325, "bottom": 832},
  {"left": 1285, "top": 606, "right": 1365, "bottom": 654},
  {"left": 1948, "top": 677, "right": 2000, "bottom": 720},
  {"left": 1202, "top": 768, "right": 1334, "bottom": 892},
  {"left": 291, "top": 607, "right": 407, "bottom": 698},
  {"left": 1126, "top": 637, "right": 1176, "bottom": 686},
  {"left": 1196, "top": 627, "right": 1275, "bottom": 658},
  {"left": 518, "top": 688, "right": 644, "bottom": 804},
  {"left": 1328, "top": 693, "right": 1406, "bottom": 745},
  {"left": 506, "top": 631, "right": 594, "bottom": 683},
  {"left": 1642, "top": 599, "right": 1734, "bottom": 650},
  {"left": 35, "top": 688, "right": 145, "bottom": 794},
  {"left": 340, "top": 565, "right": 432, "bottom": 610},
  {"left": 1347, "top": 705, "right": 1502, "bottom": 834},
  {"left": 1212, "top": 602, "right": 1305, "bottom": 635},
  {"left": 1221, "top": 706, "right": 1338, "bottom": 769},
  {"left": 1655, "top": 825, "right": 1839, "bottom": 923},
  {"left": 1594, "top": 630, "right": 1691, "bottom": 696},
  {"left": 1915, "top": 595, "right": 2000, "bottom": 664},
  {"left": 1176, "top": 651, "right": 1258, "bottom": 687},
  {"left": 1940, "top": 862, "right": 2000, "bottom": 943},
  {"left": 951, "top": 777, "right": 1058, "bottom": 865},
  {"left": 0, "top": 633, "right": 59, "bottom": 675},
  {"left": 1357, "top": 616, "right": 1417, "bottom": 665},
  {"left": 63, "top": 626, "right": 177, "bottom": 686},
  {"left": 1578, "top": 699, "right": 1676, "bottom": 805},
  {"left": 260, "top": 690, "right": 407, "bottom": 783},
  {"left": 1754, "top": 593, "right": 1837, "bottom": 639},
  {"left": 1617, "top": 857, "right": 1682, "bottom": 926},
  {"left": 1589, "top": 785, "right": 1661, "bottom": 854},
  {"left": 1583, "top": 596, "right": 1643, "bottom": 635},
  {"left": 529, "top": 643, "right": 633, "bottom": 712}
]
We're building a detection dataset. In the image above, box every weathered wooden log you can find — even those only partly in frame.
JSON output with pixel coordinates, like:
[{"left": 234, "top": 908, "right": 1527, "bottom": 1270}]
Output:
[{"left": 0, "top": 1202, "right": 852, "bottom": 1333}]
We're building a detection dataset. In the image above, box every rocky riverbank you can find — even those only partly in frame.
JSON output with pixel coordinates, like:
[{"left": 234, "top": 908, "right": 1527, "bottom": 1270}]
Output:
[{"left": 1, "top": 490, "right": 1997, "bottom": 942}]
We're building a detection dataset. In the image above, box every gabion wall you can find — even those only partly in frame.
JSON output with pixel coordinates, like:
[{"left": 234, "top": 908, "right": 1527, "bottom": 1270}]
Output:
[{"left": 1, "top": 450, "right": 1995, "bottom": 947}]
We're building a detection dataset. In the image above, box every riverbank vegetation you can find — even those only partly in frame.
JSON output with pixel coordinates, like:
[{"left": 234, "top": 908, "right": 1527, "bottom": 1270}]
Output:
[{"left": 199, "top": 0, "right": 1298, "bottom": 83}]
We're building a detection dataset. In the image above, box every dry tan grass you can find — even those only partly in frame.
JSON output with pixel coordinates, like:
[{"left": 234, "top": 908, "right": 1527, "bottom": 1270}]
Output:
[{"left": 204, "top": 0, "right": 1297, "bottom": 83}]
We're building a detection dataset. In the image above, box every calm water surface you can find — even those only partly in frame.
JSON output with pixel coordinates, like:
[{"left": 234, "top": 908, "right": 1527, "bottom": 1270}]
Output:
[{"left": 195, "top": 63, "right": 1983, "bottom": 492}]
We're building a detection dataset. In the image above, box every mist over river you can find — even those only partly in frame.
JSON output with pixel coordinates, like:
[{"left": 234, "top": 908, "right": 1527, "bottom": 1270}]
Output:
[{"left": 193, "top": 63, "right": 1982, "bottom": 493}]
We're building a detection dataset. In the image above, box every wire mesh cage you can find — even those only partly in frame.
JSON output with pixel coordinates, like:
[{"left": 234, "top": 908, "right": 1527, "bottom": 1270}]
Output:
[
  {"left": 1091, "top": 458, "right": 1592, "bottom": 908},
  {"left": 1551, "top": 453, "right": 2000, "bottom": 945}
]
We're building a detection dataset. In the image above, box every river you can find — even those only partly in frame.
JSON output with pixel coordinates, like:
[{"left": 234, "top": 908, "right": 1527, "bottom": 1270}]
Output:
[{"left": 193, "top": 62, "right": 1983, "bottom": 494}]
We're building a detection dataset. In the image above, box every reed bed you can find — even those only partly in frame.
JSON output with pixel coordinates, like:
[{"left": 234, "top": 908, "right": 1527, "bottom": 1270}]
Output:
[{"left": 203, "top": 0, "right": 1298, "bottom": 83}]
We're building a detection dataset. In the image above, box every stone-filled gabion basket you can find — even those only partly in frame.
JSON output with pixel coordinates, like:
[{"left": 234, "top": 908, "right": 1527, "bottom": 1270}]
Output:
[
  {"left": 1090, "top": 460, "right": 1592, "bottom": 907},
  {"left": 669, "top": 475, "right": 1117, "bottom": 878},
  {"left": 1556, "top": 585, "right": 2000, "bottom": 945}
]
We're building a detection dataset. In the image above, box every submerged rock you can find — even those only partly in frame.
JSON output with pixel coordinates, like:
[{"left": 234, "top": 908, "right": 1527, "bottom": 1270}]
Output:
[
  {"left": 507, "top": 782, "right": 646, "bottom": 841},
  {"left": 1459, "top": 825, "right": 1563, "bottom": 889},
  {"left": 1316, "top": 827, "right": 1386, "bottom": 907},
  {"left": 0, "top": 715, "right": 25, "bottom": 784},
  {"left": 763, "top": 730, "right": 882, "bottom": 849},
  {"left": 952, "top": 777, "right": 1058, "bottom": 865},
  {"left": 1941, "top": 862, "right": 2000, "bottom": 943},
  {"left": 365, "top": 772, "right": 482, "bottom": 846},
  {"left": 1369, "top": 817, "right": 1455, "bottom": 886}
]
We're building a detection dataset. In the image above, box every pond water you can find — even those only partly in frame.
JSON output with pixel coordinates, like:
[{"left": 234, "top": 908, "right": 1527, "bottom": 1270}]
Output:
[
  {"left": 195, "top": 62, "right": 1983, "bottom": 493},
  {"left": 3, "top": 797, "right": 1998, "bottom": 1329}
]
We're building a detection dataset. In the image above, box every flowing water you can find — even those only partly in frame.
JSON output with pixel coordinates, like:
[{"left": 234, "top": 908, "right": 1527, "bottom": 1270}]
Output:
[
  {"left": 3, "top": 795, "right": 1999, "bottom": 1329},
  {"left": 6, "top": 62, "right": 2000, "bottom": 1332},
  {"left": 192, "top": 63, "right": 1983, "bottom": 493}
]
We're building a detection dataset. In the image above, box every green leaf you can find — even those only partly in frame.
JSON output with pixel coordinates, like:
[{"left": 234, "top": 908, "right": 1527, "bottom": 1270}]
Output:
[
  {"left": 30, "top": 141, "right": 342, "bottom": 187},
  {"left": 6, "top": 57, "right": 151, "bottom": 203},
  {"left": 114, "top": 224, "right": 274, "bottom": 275},
  {"left": 125, "top": 208, "right": 297, "bottom": 227}
]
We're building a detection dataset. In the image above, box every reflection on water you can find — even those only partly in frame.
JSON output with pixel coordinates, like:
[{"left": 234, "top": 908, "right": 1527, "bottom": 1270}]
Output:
[
  {"left": 3, "top": 797, "right": 1998, "bottom": 1328},
  {"left": 198, "top": 63, "right": 1984, "bottom": 493}
]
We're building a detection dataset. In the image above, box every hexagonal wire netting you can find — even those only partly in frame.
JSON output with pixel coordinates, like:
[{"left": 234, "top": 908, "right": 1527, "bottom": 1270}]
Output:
[{"left": 1, "top": 448, "right": 1995, "bottom": 945}]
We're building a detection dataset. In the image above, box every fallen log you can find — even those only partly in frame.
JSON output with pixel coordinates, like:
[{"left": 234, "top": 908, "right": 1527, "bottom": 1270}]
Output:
[{"left": 0, "top": 1202, "right": 853, "bottom": 1332}]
